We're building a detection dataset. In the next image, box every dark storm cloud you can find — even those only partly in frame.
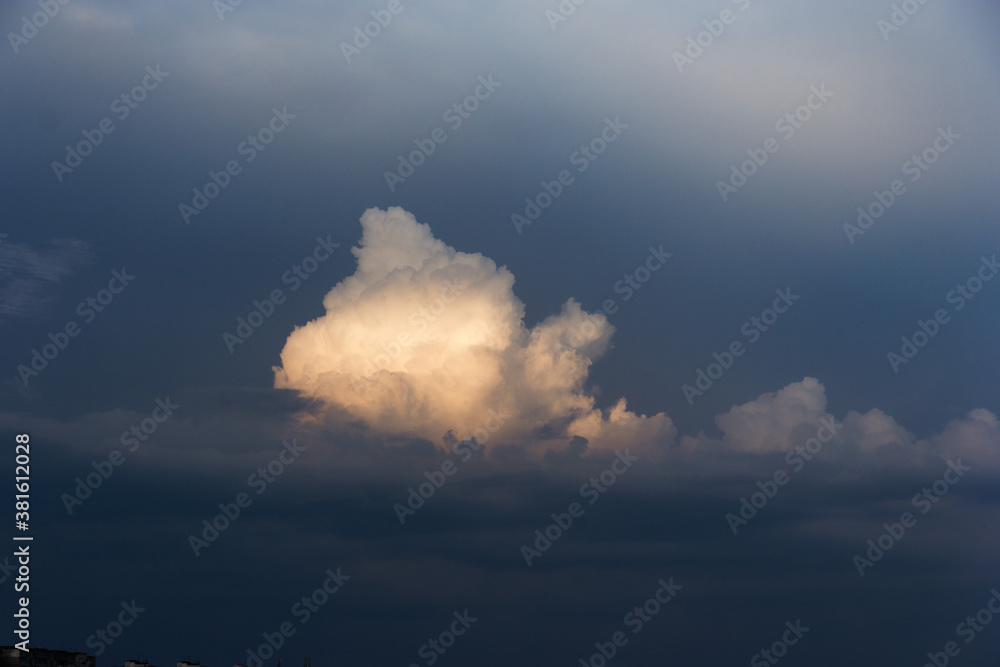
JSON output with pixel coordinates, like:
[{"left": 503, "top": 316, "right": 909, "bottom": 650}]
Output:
[{"left": 7, "top": 372, "right": 998, "bottom": 664}]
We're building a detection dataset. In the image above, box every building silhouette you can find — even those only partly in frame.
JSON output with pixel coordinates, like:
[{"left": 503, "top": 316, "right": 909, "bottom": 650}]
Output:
[
  {"left": 1, "top": 647, "right": 95, "bottom": 667},
  {"left": 3, "top": 648, "right": 312, "bottom": 667}
]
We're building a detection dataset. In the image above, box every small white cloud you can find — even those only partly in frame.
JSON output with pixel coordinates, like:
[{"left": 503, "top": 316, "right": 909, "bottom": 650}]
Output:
[
  {"left": 714, "top": 377, "right": 829, "bottom": 453},
  {"left": 930, "top": 408, "right": 1000, "bottom": 469},
  {"left": 839, "top": 408, "right": 914, "bottom": 455}
]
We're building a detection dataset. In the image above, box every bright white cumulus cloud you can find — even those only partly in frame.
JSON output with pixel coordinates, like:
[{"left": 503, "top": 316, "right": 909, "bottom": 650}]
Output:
[
  {"left": 274, "top": 206, "right": 674, "bottom": 453},
  {"left": 273, "top": 207, "right": 1000, "bottom": 468}
]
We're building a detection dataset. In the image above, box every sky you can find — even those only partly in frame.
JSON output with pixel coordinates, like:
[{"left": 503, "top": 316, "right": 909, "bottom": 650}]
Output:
[{"left": 2, "top": 0, "right": 1000, "bottom": 665}]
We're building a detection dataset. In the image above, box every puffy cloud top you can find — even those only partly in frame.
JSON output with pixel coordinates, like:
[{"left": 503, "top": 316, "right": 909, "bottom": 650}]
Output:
[{"left": 275, "top": 207, "right": 673, "bottom": 453}]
